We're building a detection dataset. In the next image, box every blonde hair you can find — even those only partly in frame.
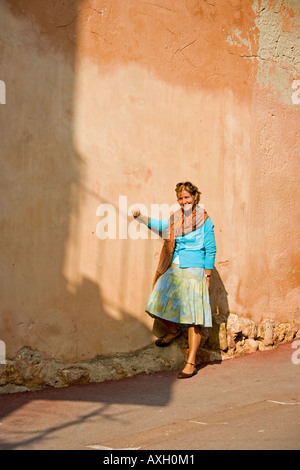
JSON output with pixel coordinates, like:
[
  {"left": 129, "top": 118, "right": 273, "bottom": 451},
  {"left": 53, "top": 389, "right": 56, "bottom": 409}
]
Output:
[{"left": 175, "top": 181, "right": 201, "bottom": 204}]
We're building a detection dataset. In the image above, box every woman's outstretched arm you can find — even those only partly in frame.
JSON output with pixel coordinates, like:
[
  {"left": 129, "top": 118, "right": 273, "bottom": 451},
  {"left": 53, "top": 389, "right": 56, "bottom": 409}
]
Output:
[{"left": 132, "top": 209, "right": 169, "bottom": 237}]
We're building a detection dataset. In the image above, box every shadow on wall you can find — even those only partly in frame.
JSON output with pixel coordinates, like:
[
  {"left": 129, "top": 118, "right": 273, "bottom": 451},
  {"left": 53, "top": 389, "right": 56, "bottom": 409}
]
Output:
[
  {"left": 0, "top": 1, "right": 154, "bottom": 362},
  {"left": 210, "top": 269, "right": 230, "bottom": 319},
  {"left": 195, "top": 268, "right": 230, "bottom": 366}
]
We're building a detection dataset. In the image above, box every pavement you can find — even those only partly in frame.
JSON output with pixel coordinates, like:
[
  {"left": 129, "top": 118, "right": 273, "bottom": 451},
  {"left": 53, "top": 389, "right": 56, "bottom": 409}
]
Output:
[{"left": 0, "top": 342, "right": 299, "bottom": 451}]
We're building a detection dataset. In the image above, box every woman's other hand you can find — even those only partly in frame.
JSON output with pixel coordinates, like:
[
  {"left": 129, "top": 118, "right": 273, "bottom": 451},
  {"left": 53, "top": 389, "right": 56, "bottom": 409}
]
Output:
[{"left": 205, "top": 270, "right": 211, "bottom": 288}]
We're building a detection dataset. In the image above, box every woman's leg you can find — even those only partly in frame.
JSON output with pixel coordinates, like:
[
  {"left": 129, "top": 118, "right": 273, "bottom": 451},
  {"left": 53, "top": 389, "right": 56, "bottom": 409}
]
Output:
[
  {"left": 181, "top": 325, "right": 201, "bottom": 374},
  {"left": 155, "top": 318, "right": 181, "bottom": 345},
  {"left": 160, "top": 318, "right": 180, "bottom": 334}
]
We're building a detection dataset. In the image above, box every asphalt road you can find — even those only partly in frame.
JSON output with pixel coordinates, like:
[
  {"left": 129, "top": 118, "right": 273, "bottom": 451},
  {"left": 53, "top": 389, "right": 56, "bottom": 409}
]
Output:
[{"left": 0, "top": 342, "right": 299, "bottom": 451}]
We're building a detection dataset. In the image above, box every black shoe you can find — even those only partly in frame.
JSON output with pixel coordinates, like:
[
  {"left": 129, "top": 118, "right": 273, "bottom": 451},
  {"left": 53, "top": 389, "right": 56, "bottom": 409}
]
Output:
[{"left": 155, "top": 330, "right": 182, "bottom": 347}]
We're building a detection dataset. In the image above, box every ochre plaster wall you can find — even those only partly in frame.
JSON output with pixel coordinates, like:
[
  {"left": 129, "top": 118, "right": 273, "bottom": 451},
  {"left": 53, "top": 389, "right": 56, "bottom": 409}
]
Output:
[{"left": 0, "top": 0, "right": 299, "bottom": 363}]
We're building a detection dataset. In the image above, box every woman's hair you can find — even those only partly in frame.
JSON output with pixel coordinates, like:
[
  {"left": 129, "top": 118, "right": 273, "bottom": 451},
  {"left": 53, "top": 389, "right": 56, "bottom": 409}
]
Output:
[{"left": 175, "top": 181, "right": 201, "bottom": 204}]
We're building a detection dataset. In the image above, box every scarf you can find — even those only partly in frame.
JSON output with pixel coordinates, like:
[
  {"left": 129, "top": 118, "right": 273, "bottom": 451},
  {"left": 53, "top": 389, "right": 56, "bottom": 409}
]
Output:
[{"left": 153, "top": 204, "right": 208, "bottom": 286}]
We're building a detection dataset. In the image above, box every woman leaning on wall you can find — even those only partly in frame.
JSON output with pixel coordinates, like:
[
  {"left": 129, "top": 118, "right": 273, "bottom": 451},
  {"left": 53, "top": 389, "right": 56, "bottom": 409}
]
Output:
[{"left": 132, "top": 181, "right": 216, "bottom": 379}]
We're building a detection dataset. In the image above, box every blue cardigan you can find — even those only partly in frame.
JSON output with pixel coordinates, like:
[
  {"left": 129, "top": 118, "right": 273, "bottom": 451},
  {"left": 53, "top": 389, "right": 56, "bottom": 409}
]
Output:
[{"left": 148, "top": 216, "right": 216, "bottom": 270}]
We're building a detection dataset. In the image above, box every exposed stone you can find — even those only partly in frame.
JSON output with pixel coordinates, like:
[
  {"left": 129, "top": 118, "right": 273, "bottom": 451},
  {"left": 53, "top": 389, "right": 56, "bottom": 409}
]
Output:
[
  {"left": 227, "top": 333, "right": 236, "bottom": 350},
  {"left": 58, "top": 368, "right": 90, "bottom": 385},
  {"left": 15, "top": 346, "right": 41, "bottom": 364},
  {"left": 258, "top": 342, "right": 275, "bottom": 352},
  {"left": 3, "top": 357, "right": 61, "bottom": 389},
  {"left": 218, "top": 323, "right": 228, "bottom": 351},
  {"left": 257, "top": 318, "right": 276, "bottom": 346},
  {"left": 236, "top": 338, "right": 259, "bottom": 356},
  {"left": 274, "top": 323, "right": 296, "bottom": 344},
  {"left": 112, "top": 363, "right": 129, "bottom": 380},
  {"left": 207, "top": 321, "right": 228, "bottom": 351},
  {"left": 197, "top": 348, "right": 222, "bottom": 364},
  {"left": 226, "top": 314, "right": 258, "bottom": 340}
]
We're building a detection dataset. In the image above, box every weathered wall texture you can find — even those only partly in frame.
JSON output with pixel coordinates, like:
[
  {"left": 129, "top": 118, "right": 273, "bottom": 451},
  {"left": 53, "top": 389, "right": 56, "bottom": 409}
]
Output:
[{"left": 0, "top": 0, "right": 299, "bottom": 379}]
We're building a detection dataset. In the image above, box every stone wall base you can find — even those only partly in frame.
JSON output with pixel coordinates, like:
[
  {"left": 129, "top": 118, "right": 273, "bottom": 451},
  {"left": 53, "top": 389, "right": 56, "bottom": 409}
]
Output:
[{"left": 1, "top": 314, "right": 299, "bottom": 394}]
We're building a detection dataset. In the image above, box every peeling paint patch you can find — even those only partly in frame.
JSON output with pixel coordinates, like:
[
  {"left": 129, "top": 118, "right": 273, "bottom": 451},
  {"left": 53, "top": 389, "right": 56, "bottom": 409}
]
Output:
[
  {"left": 252, "top": 0, "right": 300, "bottom": 104},
  {"left": 226, "top": 28, "right": 250, "bottom": 47}
]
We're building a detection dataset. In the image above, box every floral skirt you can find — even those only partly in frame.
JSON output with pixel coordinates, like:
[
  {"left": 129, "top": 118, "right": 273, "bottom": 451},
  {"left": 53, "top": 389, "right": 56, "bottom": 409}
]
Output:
[{"left": 146, "top": 264, "right": 212, "bottom": 327}]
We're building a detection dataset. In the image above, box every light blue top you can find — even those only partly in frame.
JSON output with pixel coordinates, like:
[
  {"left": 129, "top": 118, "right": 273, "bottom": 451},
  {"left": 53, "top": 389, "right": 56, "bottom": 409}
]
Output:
[{"left": 148, "top": 216, "right": 216, "bottom": 270}]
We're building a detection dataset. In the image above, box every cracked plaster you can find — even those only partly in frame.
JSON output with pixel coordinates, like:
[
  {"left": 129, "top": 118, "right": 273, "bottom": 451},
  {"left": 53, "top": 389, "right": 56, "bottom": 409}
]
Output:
[{"left": 252, "top": 0, "right": 300, "bottom": 104}]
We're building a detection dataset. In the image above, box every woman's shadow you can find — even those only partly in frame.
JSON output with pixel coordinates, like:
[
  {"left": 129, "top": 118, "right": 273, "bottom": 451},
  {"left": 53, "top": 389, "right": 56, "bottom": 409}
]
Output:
[{"left": 196, "top": 268, "right": 230, "bottom": 369}]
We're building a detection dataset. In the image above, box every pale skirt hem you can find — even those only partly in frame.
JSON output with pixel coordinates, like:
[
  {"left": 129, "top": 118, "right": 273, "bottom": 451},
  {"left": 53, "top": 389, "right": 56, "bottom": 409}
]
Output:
[{"left": 146, "top": 310, "right": 212, "bottom": 328}]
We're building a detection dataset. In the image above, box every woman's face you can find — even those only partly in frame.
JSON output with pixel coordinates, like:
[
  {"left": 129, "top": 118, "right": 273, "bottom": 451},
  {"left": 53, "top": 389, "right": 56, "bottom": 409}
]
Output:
[{"left": 177, "top": 189, "right": 195, "bottom": 212}]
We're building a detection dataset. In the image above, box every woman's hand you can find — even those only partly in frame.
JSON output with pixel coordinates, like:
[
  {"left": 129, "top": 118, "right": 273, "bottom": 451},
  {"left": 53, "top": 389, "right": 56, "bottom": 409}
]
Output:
[
  {"left": 205, "top": 270, "right": 211, "bottom": 288},
  {"left": 132, "top": 209, "right": 141, "bottom": 219},
  {"left": 131, "top": 210, "right": 150, "bottom": 227}
]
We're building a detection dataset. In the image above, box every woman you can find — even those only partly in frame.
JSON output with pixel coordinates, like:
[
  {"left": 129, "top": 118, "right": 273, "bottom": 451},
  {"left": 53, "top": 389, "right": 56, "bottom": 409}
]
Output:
[{"left": 132, "top": 182, "right": 216, "bottom": 379}]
